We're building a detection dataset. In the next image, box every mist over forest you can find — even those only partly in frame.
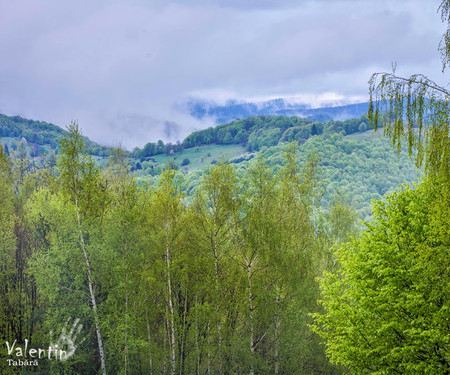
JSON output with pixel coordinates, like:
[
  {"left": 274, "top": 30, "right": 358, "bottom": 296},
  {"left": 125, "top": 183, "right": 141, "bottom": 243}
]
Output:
[{"left": 1, "top": 0, "right": 450, "bottom": 374}]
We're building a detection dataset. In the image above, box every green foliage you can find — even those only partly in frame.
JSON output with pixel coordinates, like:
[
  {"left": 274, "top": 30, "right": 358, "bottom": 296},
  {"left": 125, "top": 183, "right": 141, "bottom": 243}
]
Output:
[
  {"left": 0, "top": 144, "right": 18, "bottom": 374},
  {"left": 313, "top": 180, "right": 450, "bottom": 374},
  {"left": 324, "top": 193, "right": 358, "bottom": 245},
  {"left": 369, "top": 1, "right": 450, "bottom": 179},
  {"left": 0, "top": 113, "right": 111, "bottom": 156},
  {"left": 250, "top": 132, "right": 420, "bottom": 221},
  {"left": 4, "top": 126, "right": 344, "bottom": 374},
  {"left": 181, "top": 114, "right": 370, "bottom": 151},
  {"left": 135, "top": 130, "right": 419, "bottom": 223},
  {"left": 314, "top": 4, "right": 450, "bottom": 373},
  {"left": 0, "top": 117, "right": 426, "bottom": 374}
]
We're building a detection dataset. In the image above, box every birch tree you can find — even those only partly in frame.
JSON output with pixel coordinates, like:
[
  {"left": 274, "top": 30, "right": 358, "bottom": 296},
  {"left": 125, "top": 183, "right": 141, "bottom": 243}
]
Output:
[{"left": 28, "top": 123, "right": 108, "bottom": 374}]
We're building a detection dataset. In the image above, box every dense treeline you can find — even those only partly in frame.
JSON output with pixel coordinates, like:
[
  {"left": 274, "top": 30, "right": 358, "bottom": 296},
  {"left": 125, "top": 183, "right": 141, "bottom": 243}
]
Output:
[
  {"left": 132, "top": 115, "right": 371, "bottom": 158},
  {"left": 174, "top": 132, "right": 419, "bottom": 221},
  {"left": 181, "top": 115, "right": 369, "bottom": 150},
  {"left": 0, "top": 114, "right": 111, "bottom": 157},
  {"left": 0, "top": 124, "right": 352, "bottom": 374},
  {"left": 1, "top": 112, "right": 370, "bottom": 162},
  {"left": 1, "top": 111, "right": 420, "bottom": 223}
]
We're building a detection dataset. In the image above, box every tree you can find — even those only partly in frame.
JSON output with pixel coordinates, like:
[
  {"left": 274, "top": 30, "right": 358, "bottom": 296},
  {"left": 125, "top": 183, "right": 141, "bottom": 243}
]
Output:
[
  {"left": 0, "top": 143, "right": 18, "bottom": 374},
  {"left": 369, "top": 0, "right": 450, "bottom": 178},
  {"left": 233, "top": 145, "right": 330, "bottom": 374},
  {"left": 156, "top": 140, "right": 165, "bottom": 154},
  {"left": 222, "top": 132, "right": 234, "bottom": 144},
  {"left": 101, "top": 147, "right": 146, "bottom": 375},
  {"left": 145, "top": 167, "right": 187, "bottom": 375},
  {"left": 29, "top": 122, "right": 108, "bottom": 374},
  {"left": 313, "top": 183, "right": 450, "bottom": 374},
  {"left": 315, "top": 2, "right": 450, "bottom": 373},
  {"left": 191, "top": 163, "right": 238, "bottom": 374}
]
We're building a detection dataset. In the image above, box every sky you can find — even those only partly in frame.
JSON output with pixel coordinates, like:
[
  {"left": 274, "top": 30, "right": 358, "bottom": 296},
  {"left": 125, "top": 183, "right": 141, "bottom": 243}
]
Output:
[{"left": 0, "top": 0, "right": 446, "bottom": 149}]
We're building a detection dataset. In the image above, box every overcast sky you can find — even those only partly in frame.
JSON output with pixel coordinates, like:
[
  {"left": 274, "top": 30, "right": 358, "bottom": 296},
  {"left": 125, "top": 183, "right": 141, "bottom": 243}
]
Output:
[{"left": 0, "top": 0, "right": 446, "bottom": 148}]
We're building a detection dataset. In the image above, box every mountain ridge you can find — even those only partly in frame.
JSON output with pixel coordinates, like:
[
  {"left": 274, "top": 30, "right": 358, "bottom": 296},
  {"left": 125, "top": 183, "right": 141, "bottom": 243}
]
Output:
[{"left": 187, "top": 98, "right": 369, "bottom": 124}]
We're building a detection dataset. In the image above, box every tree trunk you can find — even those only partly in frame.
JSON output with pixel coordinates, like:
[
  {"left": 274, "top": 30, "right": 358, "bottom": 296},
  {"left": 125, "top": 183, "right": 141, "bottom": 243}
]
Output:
[
  {"left": 247, "top": 260, "right": 254, "bottom": 375},
  {"left": 76, "top": 202, "right": 107, "bottom": 375},
  {"left": 212, "top": 225, "right": 223, "bottom": 375},
  {"left": 163, "top": 311, "right": 168, "bottom": 375},
  {"left": 145, "top": 308, "right": 153, "bottom": 375},
  {"left": 124, "top": 272, "right": 128, "bottom": 375},
  {"left": 179, "top": 287, "right": 188, "bottom": 375},
  {"left": 195, "top": 295, "right": 200, "bottom": 375},
  {"left": 274, "top": 288, "right": 280, "bottom": 375},
  {"left": 165, "top": 229, "right": 176, "bottom": 375}
]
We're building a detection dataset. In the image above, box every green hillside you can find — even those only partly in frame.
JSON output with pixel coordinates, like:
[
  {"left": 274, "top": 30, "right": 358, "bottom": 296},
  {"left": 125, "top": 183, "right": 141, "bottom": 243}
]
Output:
[
  {"left": 0, "top": 112, "right": 432, "bottom": 375},
  {"left": 132, "top": 114, "right": 370, "bottom": 158},
  {"left": 0, "top": 114, "right": 110, "bottom": 157},
  {"left": 0, "top": 112, "right": 420, "bottom": 220},
  {"left": 132, "top": 130, "right": 419, "bottom": 221}
]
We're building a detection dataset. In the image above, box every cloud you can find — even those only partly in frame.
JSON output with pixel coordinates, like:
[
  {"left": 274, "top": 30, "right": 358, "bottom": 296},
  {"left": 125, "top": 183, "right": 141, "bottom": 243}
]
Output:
[{"left": 0, "top": 0, "right": 444, "bottom": 148}]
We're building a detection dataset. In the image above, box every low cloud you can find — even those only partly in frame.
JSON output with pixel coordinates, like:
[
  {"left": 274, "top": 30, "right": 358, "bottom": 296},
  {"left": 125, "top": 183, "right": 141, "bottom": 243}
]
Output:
[{"left": 0, "top": 0, "right": 444, "bottom": 148}]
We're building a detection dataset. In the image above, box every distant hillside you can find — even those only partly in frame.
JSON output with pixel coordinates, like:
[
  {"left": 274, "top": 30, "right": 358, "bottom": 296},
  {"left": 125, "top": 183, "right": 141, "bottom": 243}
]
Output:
[
  {"left": 132, "top": 114, "right": 372, "bottom": 159},
  {"left": 187, "top": 98, "right": 369, "bottom": 124},
  {"left": 181, "top": 114, "right": 370, "bottom": 151},
  {"left": 0, "top": 114, "right": 110, "bottom": 157},
  {"left": 133, "top": 129, "right": 420, "bottom": 221},
  {"left": 1, "top": 110, "right": 370, "bottom": 163},
  {"left": 0, "top": 111, "right": 420, "bottom": 220}
]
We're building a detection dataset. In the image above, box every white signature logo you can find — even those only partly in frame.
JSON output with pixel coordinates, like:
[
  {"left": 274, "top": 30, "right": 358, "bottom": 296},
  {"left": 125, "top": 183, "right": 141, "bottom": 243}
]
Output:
[
  {"left": 49, "top": 317, "right": 84, "bottom": 361},
  {"left": 5, "top": 317, "right": 84, "bottom": 366}
]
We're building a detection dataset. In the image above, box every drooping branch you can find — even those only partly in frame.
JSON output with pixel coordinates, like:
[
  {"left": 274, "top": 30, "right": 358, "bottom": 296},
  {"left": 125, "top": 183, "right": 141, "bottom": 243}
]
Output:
[
  {"left": 370, "top": 72, "right": 450, "bottom": 100},
  {"left": 438, "top": 0, "right": 450, "bottom": 71},
  {"left": 368, "top": 71, "right": 450, "bottom": 174}
]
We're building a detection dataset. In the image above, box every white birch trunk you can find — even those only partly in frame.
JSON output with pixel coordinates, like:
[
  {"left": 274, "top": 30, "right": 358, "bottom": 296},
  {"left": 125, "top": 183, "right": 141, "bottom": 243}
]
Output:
[
  {"left": 145, "top": 308, "right": 153, "bottom": 375},
  {"left": 75, "top": 202, "right": 107, "bottom": 375},
  {"left": 213, "top": 223, "right": 223, "bottom": 375},
  {"left": 165, "top": 228, "right": 176, "bottom": 375},
  {"left": 247, "top": 261, "right": 254, "bottom": 375},
  {"left": 124, "top": 275, "right": 128, "bottom": 375},
  {"left": 274, "top": 289, "right": 280, "bottom": 375}
]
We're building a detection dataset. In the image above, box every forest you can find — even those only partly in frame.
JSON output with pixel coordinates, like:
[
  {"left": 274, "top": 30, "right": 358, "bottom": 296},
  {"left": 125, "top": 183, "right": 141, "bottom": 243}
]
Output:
[
  {"left": 0, "top": 111, "right": 370, "bottom": 160},
  {"left": 0, "top": 112, "right": 421, "bottom": 222},
  {"left": 0, "top": 106, "right": 448, "bottom": 374},
  {"left": 1, "top": 124, "right": 352, "bottom": 374},
  {"left": 1, "top": 1, "right": 450, "bottom": 374}
]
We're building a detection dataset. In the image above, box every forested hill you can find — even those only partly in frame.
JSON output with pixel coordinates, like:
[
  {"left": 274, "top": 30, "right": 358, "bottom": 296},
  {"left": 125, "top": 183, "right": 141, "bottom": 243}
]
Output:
[
  {"left": 1, "top": 111, "right": 371, "bottom": 159},
  {"left": 133, "top": 114, "right": 371, "bottom": 157},
  {"left": 0, "top": 112, "right": 420, "bottom": 221},
  {"left": 183, "top": 114, "right": 369, "bottom": 150},
  {"left": 0, "top": 113, "right": 110, "bottom": 156}
]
